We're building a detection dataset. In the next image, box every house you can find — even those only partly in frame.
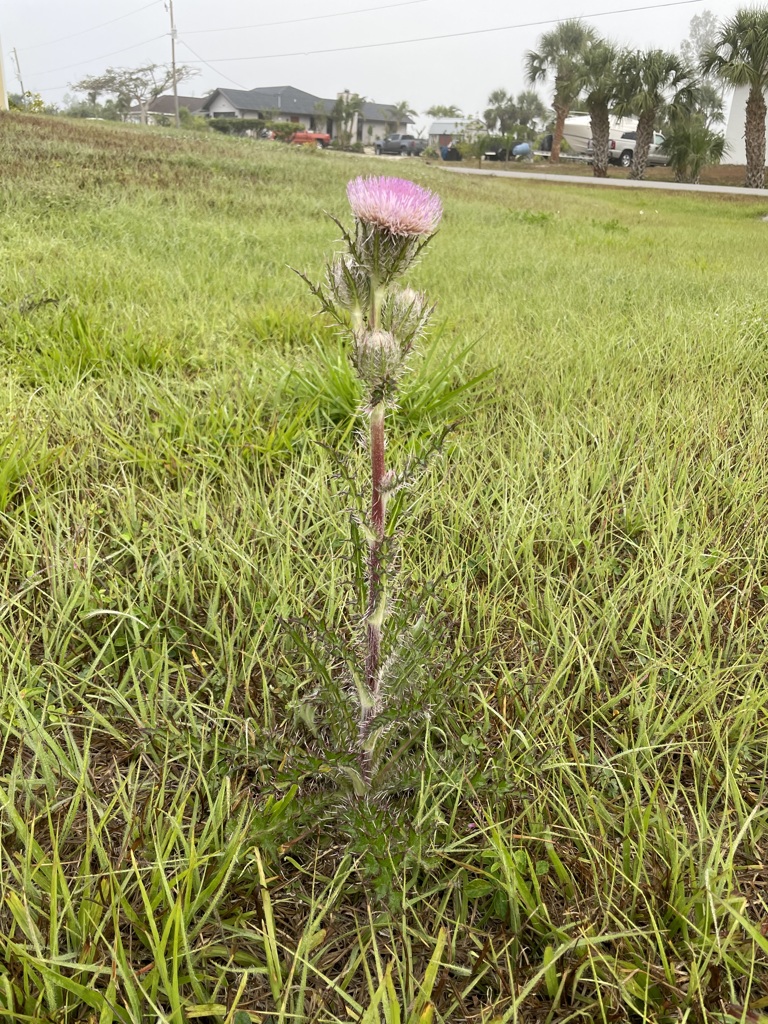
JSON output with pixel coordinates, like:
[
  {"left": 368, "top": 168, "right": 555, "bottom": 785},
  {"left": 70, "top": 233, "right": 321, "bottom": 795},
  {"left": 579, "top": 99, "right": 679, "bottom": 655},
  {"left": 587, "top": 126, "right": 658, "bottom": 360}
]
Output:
[
  {"left": 427, "top": 118, "right": 484, "bottom": 147},
  {"left": 201, "top": 85, "right": 412, "bottom": 143},
  {"left": 127, "top": 94, "right": 208, "bottom": 124}
]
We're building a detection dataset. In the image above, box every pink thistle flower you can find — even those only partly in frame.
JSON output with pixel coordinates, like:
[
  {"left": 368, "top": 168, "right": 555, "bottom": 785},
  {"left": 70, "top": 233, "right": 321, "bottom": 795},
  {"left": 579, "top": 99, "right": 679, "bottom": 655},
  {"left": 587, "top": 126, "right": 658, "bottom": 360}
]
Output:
[{"left": 347, "top": 176, "right": 442, "bottom": 237}]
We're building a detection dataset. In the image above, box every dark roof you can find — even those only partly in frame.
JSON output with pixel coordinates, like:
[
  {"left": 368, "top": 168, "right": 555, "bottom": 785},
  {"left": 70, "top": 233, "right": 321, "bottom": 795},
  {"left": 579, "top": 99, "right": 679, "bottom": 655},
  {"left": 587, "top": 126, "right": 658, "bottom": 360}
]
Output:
[
  {"left": 144, "top": 95, "right": 207, "bottom": 114},
  {"left": 202, "top": 85, "right": 325, "bottom": 116},
  {"left": 201, "top": 85, "right": 412, "bottom": 123}
]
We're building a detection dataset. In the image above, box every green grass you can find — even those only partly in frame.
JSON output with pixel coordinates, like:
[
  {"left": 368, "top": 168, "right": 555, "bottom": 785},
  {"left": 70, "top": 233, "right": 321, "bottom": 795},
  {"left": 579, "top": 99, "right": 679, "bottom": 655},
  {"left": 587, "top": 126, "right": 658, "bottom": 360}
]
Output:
[{"left": 1, "top": 111, "right": 768, "bottom": 1023}]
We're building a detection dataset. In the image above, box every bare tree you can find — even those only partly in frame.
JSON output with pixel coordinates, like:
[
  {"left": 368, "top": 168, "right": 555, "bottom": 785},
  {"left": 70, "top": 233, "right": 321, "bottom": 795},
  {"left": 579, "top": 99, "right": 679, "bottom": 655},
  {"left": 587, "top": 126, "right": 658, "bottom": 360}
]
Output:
[
  {"left": 680, "top": 10, "right": 720, "bottom": 72},
  {"left": 72, "top": 64, "right": 199, "bottom": 124}
]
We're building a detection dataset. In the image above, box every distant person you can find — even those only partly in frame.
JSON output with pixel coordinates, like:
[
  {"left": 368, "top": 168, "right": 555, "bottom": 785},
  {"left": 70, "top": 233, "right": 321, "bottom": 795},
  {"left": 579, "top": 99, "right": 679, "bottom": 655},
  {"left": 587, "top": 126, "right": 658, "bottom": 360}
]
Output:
[{"left": 513, "top": 142, "right": 532, "bottom": 161}]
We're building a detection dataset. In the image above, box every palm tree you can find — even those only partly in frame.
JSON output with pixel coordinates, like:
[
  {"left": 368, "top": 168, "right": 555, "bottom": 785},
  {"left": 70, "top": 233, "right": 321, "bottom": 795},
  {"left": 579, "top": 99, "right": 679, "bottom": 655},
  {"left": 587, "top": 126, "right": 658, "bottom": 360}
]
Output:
[
  {"left": 425, "top": 104, "right": 462, "bottom": 117},
  {"left": 701, "top": 8, "right": 768, "bottom": 189},
  {"left": 614, "top": 49, "right": 695, "bottom": 180},
  {"left": 332, "top": 91, "right": 365, "bottom": 148},
  {"left": 661, "top": 115, "right": 727, "bottom": 182},
  {"left": 525, "top": 19, "right": 597, "bottom": 162},
  {"left": 389, "top": 100, "right": 417, "bottom": 131},
  {"left": 574, "top": 39, "right": 620, "bottom": 177},
  {"left": 514, "top": 89, "right": 547, "bottom": 127},
  {"left": 484, "top": 88, "right": 515, "bottom": 134}
]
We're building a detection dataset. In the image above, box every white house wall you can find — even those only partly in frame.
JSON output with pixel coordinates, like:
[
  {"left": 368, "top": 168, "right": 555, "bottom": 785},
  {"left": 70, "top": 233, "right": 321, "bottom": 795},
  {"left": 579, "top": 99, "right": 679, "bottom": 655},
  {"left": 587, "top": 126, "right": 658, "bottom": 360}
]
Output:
[
  {"left": 723, "top": 85, "right": 768, "bottom": 165},
  {"left": 207, "top": 94, "right": 240, "bottom": 117},
  {"left": 205, "top": 89, "right": 401, "bottom": 141},
  {"left": 207, "top": 93, "right": 315, "bottom": 125}
]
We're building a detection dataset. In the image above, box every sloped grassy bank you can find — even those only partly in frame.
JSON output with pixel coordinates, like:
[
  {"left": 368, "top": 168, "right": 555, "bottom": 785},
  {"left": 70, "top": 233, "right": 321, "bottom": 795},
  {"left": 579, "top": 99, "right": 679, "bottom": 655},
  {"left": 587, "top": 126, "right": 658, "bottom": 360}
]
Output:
[{"left": 1, "top": 112, "right": 767, "bottom": 1023}]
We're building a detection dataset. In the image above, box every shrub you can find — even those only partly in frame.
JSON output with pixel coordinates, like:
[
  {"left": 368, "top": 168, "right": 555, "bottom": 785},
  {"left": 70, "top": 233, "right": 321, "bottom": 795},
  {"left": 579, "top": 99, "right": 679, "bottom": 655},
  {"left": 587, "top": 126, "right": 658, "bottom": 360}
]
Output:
[
  {"left": 661, "top": 117, "right": 727, "bottom": 183},
  {"left": 328, "top": 139, "right": 365, "bottom": 152},
  {"left": 264, "top": 120, "right": 304, "bottom": 141},
  {"left": 209, "top": 118, "right": 266, "bottom": 135}
]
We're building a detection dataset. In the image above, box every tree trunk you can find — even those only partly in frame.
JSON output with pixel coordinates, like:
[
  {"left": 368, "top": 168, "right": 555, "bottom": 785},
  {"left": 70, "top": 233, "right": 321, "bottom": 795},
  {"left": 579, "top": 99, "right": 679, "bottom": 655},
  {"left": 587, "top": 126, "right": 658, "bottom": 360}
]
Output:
[
  {"left": 629, "top": 112, "right": 655, "bottom": 181},
  {"left": 744, "top": 85, "right": 767, "bottom": 189},
  {"left": 590, "top": 102, "right": 610, "bottom": 178},
  {"left": 551, "top": 100, "right": 568, "bottom": 164}
]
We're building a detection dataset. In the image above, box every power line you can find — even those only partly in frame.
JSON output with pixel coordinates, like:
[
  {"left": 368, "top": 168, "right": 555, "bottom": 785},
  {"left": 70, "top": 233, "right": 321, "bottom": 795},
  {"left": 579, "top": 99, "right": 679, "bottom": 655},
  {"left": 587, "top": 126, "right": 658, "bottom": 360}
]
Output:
[
  {"left": 182, "top": 0, "right": 704, "bottom": 64},
  {"left": 20, "top": 0, "right": 429, "bottom": 90},
  {"left": 183, "top": 0, "right": 431, "bottom": 36},
  {"left": 178, "top": 39, "right": 247, "bottom": 90},
  {"left": 28, "top": 34, "right": 167, "bottom": 78},
  {"left": 25, "top": 0, "right": 704, "bottom": 96},
  {"left": 18, "top": 0, "right": 164, "bottom": 53}
]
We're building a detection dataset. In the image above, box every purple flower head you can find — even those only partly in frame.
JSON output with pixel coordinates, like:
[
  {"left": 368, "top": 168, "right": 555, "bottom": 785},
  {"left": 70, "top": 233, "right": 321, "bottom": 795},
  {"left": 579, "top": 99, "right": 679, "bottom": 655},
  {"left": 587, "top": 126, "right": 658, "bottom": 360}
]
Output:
[{"left": 347, "top": 176, "right": 442, "bottom": 237}]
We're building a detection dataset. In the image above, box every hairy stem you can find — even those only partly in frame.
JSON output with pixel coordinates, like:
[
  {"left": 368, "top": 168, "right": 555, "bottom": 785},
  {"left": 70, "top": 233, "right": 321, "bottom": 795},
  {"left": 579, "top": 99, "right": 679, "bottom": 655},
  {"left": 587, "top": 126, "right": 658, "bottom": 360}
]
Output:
[{"left": 360, "top": 402, "right": 386, "bottom": 765}]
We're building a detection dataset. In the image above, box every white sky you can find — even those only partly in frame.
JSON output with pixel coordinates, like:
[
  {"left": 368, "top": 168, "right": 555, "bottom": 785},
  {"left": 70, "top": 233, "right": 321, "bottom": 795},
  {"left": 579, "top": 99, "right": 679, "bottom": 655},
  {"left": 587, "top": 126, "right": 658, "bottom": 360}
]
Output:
[{"left": 4, "top": 0, "right": 745, "bottom": 130}]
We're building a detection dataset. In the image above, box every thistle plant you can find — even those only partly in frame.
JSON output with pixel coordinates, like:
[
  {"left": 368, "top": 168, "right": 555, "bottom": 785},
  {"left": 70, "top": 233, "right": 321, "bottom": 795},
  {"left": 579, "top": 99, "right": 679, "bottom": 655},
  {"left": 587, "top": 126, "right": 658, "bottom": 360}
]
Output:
[{"left": 297, "top": 175, "right": 443, "bottom": 783}]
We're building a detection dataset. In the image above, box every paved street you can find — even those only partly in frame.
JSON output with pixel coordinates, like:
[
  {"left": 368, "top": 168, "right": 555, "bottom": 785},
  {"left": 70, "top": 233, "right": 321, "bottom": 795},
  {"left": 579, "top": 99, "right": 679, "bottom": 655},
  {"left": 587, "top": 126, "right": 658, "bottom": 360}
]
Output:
[{"left": 440, "top": 164, "right": 768, "bottom": 199}]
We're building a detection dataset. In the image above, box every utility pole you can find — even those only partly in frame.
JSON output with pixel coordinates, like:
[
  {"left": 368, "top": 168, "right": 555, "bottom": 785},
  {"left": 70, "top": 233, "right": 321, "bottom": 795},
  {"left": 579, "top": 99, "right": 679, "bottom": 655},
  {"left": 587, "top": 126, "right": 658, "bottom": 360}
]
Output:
[
  {"left": 0, "top": 38, "right": 8, "bottom": 111},
  {"left": 167, "top": 0, "right": 180, "bottom": 128},
  {"left": 12, "top": 47, "right": 24, "bottom": 97}
]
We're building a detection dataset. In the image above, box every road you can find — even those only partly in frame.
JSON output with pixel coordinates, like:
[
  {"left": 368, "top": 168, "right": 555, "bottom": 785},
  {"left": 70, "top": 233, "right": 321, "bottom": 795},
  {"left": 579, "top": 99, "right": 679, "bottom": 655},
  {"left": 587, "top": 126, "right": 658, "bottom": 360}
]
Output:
[{"left": 439, "top": 165, "right": 768, "bottom": 199}]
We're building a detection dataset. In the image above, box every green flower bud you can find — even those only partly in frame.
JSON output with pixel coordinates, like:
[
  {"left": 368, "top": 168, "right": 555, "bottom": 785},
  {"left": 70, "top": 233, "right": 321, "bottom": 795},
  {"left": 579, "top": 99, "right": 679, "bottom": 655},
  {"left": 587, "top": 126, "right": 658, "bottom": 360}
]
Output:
[{"left": 353, "top": 329, "right": 402, "bottom": 387}]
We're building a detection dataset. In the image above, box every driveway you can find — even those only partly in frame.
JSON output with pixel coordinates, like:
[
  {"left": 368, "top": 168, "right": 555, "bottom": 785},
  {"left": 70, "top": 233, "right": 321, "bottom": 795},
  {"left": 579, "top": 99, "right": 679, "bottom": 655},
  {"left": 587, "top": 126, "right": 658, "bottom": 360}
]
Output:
[{"left": 440, "top": 165, "right": 768, "bottom": 199}]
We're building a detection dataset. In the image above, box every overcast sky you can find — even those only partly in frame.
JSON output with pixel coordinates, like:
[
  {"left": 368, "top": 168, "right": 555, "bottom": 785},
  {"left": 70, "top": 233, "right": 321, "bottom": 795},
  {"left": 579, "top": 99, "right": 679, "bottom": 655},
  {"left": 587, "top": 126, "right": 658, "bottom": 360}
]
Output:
[{"left": 4, "top": 0, "right": 746, "bottom": 128}]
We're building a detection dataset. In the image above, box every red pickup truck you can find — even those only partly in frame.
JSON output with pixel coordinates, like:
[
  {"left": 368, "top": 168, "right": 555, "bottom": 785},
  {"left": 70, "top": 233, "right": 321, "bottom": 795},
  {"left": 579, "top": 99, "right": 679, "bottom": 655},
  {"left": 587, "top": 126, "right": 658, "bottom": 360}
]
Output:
[{"left": 290, "top": 130, "right": 331, "bottom": 149}]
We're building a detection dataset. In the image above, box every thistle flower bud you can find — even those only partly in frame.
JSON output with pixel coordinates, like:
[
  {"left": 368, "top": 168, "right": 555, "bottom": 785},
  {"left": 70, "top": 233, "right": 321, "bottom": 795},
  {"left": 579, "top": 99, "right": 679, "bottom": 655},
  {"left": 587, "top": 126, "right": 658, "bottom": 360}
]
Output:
[
  {"left": 352, "top": 329, "right": 407, "bottom": 407},
  {"left": 380, "top": 287, "right": 433, "bottom": 352},
  {"left": 353, "top": 329, "right": 402, "bottom": 388},
  {"left": 326, "top": 255, "right": 370, "bottom": 328}
]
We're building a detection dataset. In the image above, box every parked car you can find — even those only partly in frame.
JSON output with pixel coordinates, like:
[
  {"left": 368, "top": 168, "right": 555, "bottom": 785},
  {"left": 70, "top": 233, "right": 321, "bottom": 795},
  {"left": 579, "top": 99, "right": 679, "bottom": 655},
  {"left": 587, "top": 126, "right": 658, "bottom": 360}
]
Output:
[
  {"left": 289, "top": 130, "right": 331, "bottom": 149},
  {"left": 375, "top": 134, "right": 428, "bottom": 156},
  {"left": 588, "top": 130, "right": 669, "bottom": 168}
]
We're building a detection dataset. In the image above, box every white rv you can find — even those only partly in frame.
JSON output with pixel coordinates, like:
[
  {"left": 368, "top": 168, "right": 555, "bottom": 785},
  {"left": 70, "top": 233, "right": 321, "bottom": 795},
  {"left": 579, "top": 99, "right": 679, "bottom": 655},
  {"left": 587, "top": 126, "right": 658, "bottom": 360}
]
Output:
[{"left": 562, "top": 113, "right": 639, "bottom": 155}]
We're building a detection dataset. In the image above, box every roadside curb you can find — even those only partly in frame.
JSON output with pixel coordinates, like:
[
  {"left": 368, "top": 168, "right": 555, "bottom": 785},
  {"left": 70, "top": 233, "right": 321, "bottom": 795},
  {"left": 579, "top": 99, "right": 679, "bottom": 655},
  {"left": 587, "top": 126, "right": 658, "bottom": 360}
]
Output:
[{"left": 439, "top": 165, "right": 768, "bottom": 199}]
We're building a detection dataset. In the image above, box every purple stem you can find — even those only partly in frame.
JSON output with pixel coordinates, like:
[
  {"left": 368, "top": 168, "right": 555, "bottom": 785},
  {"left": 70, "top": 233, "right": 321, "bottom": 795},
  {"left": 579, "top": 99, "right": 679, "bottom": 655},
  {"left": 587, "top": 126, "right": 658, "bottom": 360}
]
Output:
[{"left": 361, "top": 403, "right": 385, "bottom": 758}]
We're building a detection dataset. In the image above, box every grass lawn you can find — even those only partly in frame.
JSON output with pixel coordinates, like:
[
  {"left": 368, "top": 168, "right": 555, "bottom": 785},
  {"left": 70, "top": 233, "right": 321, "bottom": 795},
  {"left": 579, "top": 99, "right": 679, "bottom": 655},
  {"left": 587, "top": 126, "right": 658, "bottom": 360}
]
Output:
[{"left": 1, "top": 112, "right": 768, "bottom": 1024}]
